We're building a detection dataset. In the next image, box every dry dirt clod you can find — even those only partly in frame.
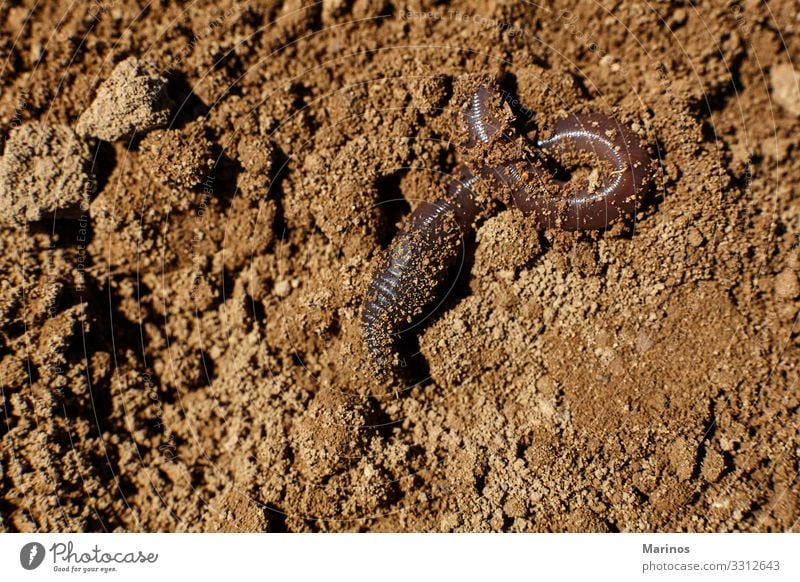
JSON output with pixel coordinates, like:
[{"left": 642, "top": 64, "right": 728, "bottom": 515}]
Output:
[
  {"left": 770, "top": 63, "right": 800, "bottom": 117},
  {"left": 0, "top": 122, "right": 93, "bottom": 224},
  {"left": 237, "top": 134, "right": 276, "bottom": 202},
  {"left": 139, "top": 121, "right": 213, "bottom": 192},
  {"left": 76, "top": 57, "right": 173, "bottom": 142},
  {"left": 474, "top": 209, "right": 542, "bottom": 275}
]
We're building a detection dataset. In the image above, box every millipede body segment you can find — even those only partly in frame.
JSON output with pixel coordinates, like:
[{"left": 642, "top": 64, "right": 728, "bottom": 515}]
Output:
[
  {"left": 361, "top": 165, "right": 478, "bottom": 374},
  {"left": 362, "top": 82, "right": 653, "bottom": 378}
]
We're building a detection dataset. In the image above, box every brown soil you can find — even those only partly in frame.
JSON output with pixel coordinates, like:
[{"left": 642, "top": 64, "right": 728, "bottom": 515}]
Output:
[{"left": 1, "top": 0, "right": 799, "bottom": 532}]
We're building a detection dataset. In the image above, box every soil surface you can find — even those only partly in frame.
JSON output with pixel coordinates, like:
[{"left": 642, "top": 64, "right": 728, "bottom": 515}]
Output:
[{"left": 1, "top": 0, "right": 799, "bottom": 532}]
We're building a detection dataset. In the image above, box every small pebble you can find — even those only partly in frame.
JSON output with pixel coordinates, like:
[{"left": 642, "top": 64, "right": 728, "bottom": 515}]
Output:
[
  {"left": 770, "top": 63, "right": 800, "bottom": 117},
  {"left": 774, "top": 269, "right": 799, "bottom": 299},
  {"left": 635, "top": 330, "right": 653, "bottom": 353},
  {"left": 686, "top": 227, "right": 704, "bottom": 247}
]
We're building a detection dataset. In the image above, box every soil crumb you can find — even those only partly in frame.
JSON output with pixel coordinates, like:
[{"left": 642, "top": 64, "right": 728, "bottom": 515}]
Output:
[
  {"left": 76, "top": 57, "right": 173, "bottom": 142},
  {"left": 0, "top": 122, "right": 93, "bottom": 223}
]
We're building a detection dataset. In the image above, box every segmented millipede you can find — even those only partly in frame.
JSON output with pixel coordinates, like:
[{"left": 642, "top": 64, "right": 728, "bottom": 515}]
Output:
[
  {"left": 361, "top": 164, "right": 479, "bottom": 375},
  {"left": 462, "top": 84, "right": 505, "bottom": 149},
  {"left": 362, "top": 83, "right": 653, "bottom": 379}
]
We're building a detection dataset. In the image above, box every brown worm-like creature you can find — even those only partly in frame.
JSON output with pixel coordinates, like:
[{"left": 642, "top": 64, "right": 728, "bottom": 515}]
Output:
[
  {"left": 361, "top": 164, "right": 479, "bottom": 373},
  {"left": 362, "top": 83, "right": 653, "bottom": 378}
]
